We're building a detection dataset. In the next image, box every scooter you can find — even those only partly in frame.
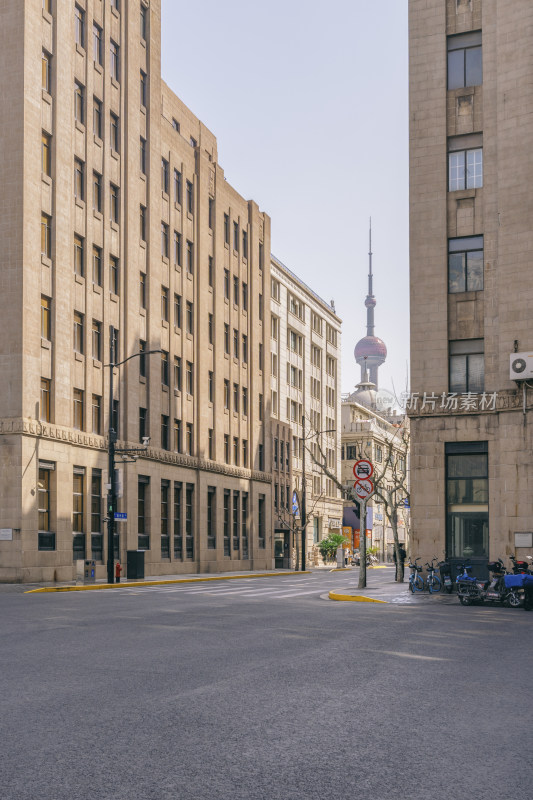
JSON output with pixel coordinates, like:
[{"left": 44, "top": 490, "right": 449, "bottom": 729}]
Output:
[
  {"left": 456, "top": 561, "right": 523, "bottom": 608},
  {"left": 437, "top": 559, "right": 453, "bottom": 593}
]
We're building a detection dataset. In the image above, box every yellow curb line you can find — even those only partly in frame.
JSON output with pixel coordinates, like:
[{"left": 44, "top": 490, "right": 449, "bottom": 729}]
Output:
[
  {"left": 25, "top": 571, "right": 311, "bottom": 594},
  {"left": 328, "top": 591, "right": 388, "bottom": 604}
]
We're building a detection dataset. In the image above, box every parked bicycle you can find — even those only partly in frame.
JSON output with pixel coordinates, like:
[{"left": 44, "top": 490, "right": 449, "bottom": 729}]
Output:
[
  {"left": 437, "top": 558, "right": 453, "bottom": 593},
  {"left": 408, "top": 557, "right": 424, "bottom": 593},
  {"left": 425, "top": 558, "right": 442, "bottom": 593}
]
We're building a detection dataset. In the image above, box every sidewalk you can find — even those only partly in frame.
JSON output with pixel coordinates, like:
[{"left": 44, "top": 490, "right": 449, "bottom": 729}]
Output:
[
  {"left": 328, "top": 565, "right": 460, "bottom": 605},
  {"left": 3, "top": 568, "right": 310, "bottom": 594}
]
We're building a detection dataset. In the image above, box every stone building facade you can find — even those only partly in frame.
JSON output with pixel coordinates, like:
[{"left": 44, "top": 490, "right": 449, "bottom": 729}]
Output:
[
  {"left": 270, "top": 256, "right": 343, "bottom": 566},
  {"left": 409, "top": 0, "right": 533, "bottom": 573},
  {"left": 0, "top": 0, "right": 272, "bottom": 582}
]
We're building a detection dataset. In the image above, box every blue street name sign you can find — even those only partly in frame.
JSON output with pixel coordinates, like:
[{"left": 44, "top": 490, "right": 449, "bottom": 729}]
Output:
[{"left": 114, "top": 512, "right": 127, "bottom": 521}]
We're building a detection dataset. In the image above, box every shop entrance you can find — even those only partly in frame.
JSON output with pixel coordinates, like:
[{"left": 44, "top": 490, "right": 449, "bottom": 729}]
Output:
[{"left": 274, "top": 530, "right": 291, "bottom": 569}]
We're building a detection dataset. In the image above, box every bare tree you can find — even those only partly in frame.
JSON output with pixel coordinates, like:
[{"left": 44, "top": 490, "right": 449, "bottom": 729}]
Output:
[
  {"left": 275, "top": 490, "right": 324, "bottom": 570},
  {"left": 306, "top": 414, "right": 410, "bottom": 587}
]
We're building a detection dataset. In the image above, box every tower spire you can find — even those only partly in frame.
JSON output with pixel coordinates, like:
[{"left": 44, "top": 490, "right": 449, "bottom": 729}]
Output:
[{"left": 365, "top": 217, "right": 375, "bottom": 337}]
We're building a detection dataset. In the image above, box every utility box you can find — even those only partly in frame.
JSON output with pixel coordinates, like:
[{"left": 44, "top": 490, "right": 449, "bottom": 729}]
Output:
[
  {"left": 336, "top": 547, "right": 345, "bottom": 569},
  {"left": 84, "top": 560, "right": 96, "bottom": 584},
  {"left": 127, "top": 550, "right": 145, "bottom": 580}
]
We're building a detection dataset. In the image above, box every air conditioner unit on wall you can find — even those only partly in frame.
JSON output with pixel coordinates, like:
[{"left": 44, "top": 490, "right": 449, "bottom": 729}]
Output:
[{"left": 510, "top": 352, "right": 533, "bottom": 380}]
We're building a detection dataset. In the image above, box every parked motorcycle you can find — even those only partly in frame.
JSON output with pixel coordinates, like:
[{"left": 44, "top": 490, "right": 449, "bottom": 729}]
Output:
[
  {"left": 437, "top": 559, "right": 453, "bottom": 593},
  {"left": 456, "top": 560, "right": 523, "bottom": 608}
]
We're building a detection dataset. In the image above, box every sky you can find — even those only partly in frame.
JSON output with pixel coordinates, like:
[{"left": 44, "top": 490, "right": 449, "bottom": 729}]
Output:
[{"left": 161, "top": 0, "right": 409, "bottom": 397}]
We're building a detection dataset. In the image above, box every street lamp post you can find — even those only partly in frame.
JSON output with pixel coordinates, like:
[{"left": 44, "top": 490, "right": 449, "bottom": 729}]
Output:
[
  {"left": 301, "top": 415, "right": 307, "bottom": 572},
  {"left": 105, "top": 329, "right": 161, "bottom": 585}
]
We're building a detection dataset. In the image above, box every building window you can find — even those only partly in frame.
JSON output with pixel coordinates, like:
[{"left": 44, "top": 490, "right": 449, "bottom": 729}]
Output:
[
  {"left": 233, "top": 491, "right": 240, "bottom": 552},
  {"left": 233, "top": 383, "right": 239, "bottom": 414},
  {"left": 72, "top": 389, "right": 83, "bottom": 431},
  {"left": 448, "top": 236, "right": 483, "bottom": 293},
  {"left": 208, "top": 197, "right": 214, "bottom": 229},
  {"left": 242, "top": 334, "right": 248, "bottom": 364},
  {"left": 174, "top": 356, "right": 182, "bottom": 390},
  {"left": 111, "top": 0, "right": 120, "bottom": 11},
  {"left": 233, "top": 328, "right": 239, "bottom": 359},
  {"left": 40, "top": 378, "right": 51, "bottom": 422},
  {"left": 174, "top": 169, "right": 182, "bottom": 204},
  {"left": 110, "top": 40, "right": 120, "bottom": 82},
  {"left": 72, "top": 469, "right": 85, "bottom": 559},
  {"left": 446, "top": 441, "right": 488, "bottom": 559},
  {"left": 42, "top": 50, "right": 52, "bottom": 93},
  {"left": 448, "top": 31, "right": 482, "bottom": 90},
  {"left": 140, "top": 4, "right": 148, "bottom": 40},
  {"left": 258, "top": 443, "right": 264, "bottom": 471},
  {"left": 74, "top": 81, "right": 84, "bottom": 125},
  {"left": 110, "top": 113, "right": 119, "bottom": 152},
  {"left": 161, "top": 481, "right": 170, "bottom": 558},
  {"left": 140, "top": 273, "right": 146, "bottom": 309},
  {"left": 224, "top": 269, "right": 229, "bottom": 299},
  {"left": 259, "top": 293, "right": 263, "bottom": 321},
  {"left": 41, "top": 295, "right": 51, "bottom": 340},
  {"left": 93, "top": 97, "right": 102, "bottom": 138},
  {"left": 93, "top": 22, "right": 103, "bottom": 66},
  {"left": 91, "top": 470, "right": 103, "bottom": 561},
  {"left": 161, "top": 158, "right": 169, "bottom": 194},
  {"left": 258, "top": 495, "right": 266, "bottom": 548},
  {"left": 161, "top": 222, "right": 169, "bottom": 258},
  {"left": 259, "top": 393, "right": 263, "bottom": 421},
  {"left": 161, "top": 351, "right": 169, "bottom": 386},
  {"left": 110, "top": 184, "right": 119, "bottom": 224},
  {"left": 233, "top": 221, "right": 239, "bottom": 252},
  {"left": 186, "top": 240, "right": 194, "bottom": 273},
  {"left": 91, "top": 394, "right": 101, "bottom": 434},
  {"left": 208, "top": 314, "right": 214, "bottom": 345},
  {"left": 224, "top": 324, "right": 230, "bottom": 354},
  {"left": 185, "top": 301, "right": 193, "bottom": 334},
  {"left": 174, "top": 293, "right": 182, "bottom": 328},
  {"left": 172, "top": 118, "right": 180, "bottom": 132},
  {"left": 110, "top": 256, "right": 119, "bottom": 295},
  {"left": 161, "top": 415, "right": 169, "bottom": 450},
  {"left": 208, "top": 257, "right": 214, "bottom": 287},
  {"left": 75, "top": 5, "right": 85, "bottom": 48},
  {"left": 208, "top": 428, "right": 214, "bottom": 459},
  {"left": 110, "top": 326, "right": 119, "bottom": 363},
  {"left": 140, "top": 70, "right": 147, "bottom": 108},
  {"left": 207, "top": 487, "right": 216, "bottom": 549},
  {"left": 92, "top": 320, "right": 102, "bottom": 361},
  {"left": 224, "top": 434, "right": 230, "bottom": 463},
  {"left": 186, "top": 181, "right": 193, "bottom": 214},
  {"left": 174, "top": 482, "right": 182, "bottom": 559},
  {"left": 139, "top": 407, "right": 148, "bottom": 442},
  {"left": 242, "top": 230, "right": 248, "bottom": 258},
  {"left": 185, "top": 484, "right": 194, "bottom": 559},
  {"left": 224, "top": 380, "right": 229, "bottom": 410},
  {"left": 242, "top": 439, "right": 248, "bottom": 467},
  {"left": 93, "top": 171, "right": 102, "bottom": 212},
  {"left": 271, "top": 277, "right": 280, "bottom": 302},
  {"left": 449, "top": 137, "right": 483, "bottom": 191},
  {"left": 73, "top": 311, "right": 84, "bottom": 354},
  {"left": 42, "top": 132, "right": 51, "bottom": 177},
  {"left": 138, "top": 340, "right": 146, "bottom": 379},
  {"left": 224, "top": 213, "right": 229, "bottom": 244},
  {"left": 140, "top": 137, "right": 147, "bottom": 174},
  {"left": 161, "top": 286, "right": 169, "bottom": 322},
  {"left": 138, "top": 477, "right": 150, "bottom": 550},
  {"left": 38, "top": 465, "right": 52, "bottom": 532},
  {"left": 74, "top": 158, "right": 84, "bottom": 200},
  {"left": 259, "top": 241, "right": 264, "bottom": 270},
  {"left": 242, "top": 282, "right": 248, "bottom": 311},
  {"left": 233, "top": 275, "right": 239, "bottom": 306},
  {"left": 173, "top": 418, "right": 181, "bottom": 452},
  {"left": 186, "top": 361, "right": 193, "bottom": 395},
  {"left": 375, "top": 445, "right": 383, "bottom": 463},
  {"left": 242, "top": 387, "right": 248, "bottom": 416},
  {"left": 449, "top": 339, "right": 484, "bottom": 393},
  {"left": 258, "top": 343, "right": 263, "bottom": 371},
  {"left": 174, "top": 231, "right": 182, "bottom": 266},
  {"left": 140, "top": 205, "right": 146, "bottom": 241},
  {"left": 186, "top": 423, "right": 193, "bottom": 456},
  {"left": 223, "top": 489, "right": 230, "bottom": 556}
]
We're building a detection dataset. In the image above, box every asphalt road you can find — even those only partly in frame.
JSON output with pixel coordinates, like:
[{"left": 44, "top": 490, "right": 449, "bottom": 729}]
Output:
[{"left": 1, "top": 570, "right": 532, "bottom": 800}]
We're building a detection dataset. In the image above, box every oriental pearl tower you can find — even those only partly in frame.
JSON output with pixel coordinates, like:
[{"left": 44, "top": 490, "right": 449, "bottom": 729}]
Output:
[{"left": 354, "top": 220, "right": 387, "bottom": 389}]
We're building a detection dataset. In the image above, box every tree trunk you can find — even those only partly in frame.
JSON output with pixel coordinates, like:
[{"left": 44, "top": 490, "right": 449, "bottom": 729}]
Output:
[
  {"left": 391, "top": 511, "right": 405, "bottom": 582},
  {"left": 357, "top": 499, "right": 367, "bottom": 589}
]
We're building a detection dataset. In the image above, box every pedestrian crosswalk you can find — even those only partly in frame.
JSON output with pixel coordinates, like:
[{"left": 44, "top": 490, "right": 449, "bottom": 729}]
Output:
[{"left": 113, "top": 576, "right": 331, "bottom": 602}]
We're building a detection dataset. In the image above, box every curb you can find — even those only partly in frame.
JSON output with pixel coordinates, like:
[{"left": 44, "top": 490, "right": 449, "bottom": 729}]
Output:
[
  {"left": 328, "top": 590, "right": 388, "bottom": 604},
  {"left": 24, "top": 571, "right": 311, "bottom": 594}
]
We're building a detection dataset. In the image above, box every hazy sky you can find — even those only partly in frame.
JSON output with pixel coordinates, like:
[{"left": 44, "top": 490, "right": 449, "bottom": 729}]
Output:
[{"left": 161, "top": 0, "right": 409, "bottom": 397}]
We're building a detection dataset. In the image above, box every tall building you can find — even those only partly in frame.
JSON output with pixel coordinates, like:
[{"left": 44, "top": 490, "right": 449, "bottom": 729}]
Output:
[
  {"left": 409, "top": 0, "right": 533, "bottom": 571},
  {"left": 270, "top": 256, "right": 343, "bottom": 566},
  {"left": 0, "top": 0, "right": 272, "bottom": 582}
]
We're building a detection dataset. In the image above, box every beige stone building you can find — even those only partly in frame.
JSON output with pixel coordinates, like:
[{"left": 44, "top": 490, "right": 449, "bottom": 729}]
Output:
[
  {"left": 0, "top": 0, "right": 272, "bottom": 582},
  {"left": 409, "top": 0, "right": 533, "bottom": 574},
  {"left": 270, "top": 256, "right": 343, "bottom": 567},
  {"left": 341, "top": 394, "right": 408, "bottom": 562}
]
